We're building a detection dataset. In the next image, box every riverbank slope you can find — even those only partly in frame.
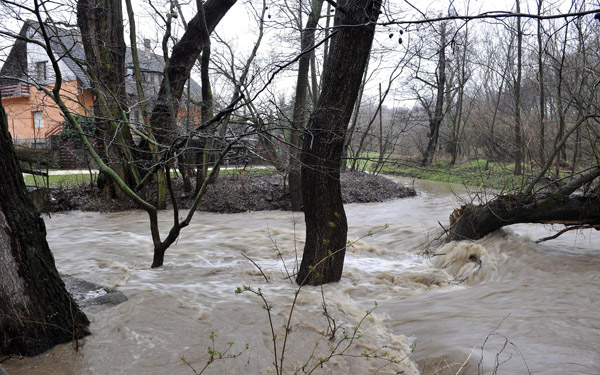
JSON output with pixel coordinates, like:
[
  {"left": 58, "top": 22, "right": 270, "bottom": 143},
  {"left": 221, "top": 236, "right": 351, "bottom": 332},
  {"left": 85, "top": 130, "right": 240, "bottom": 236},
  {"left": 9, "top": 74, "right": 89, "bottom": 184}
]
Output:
[{"left": 40, "top": 171, "right": 416, "bottom": 212}]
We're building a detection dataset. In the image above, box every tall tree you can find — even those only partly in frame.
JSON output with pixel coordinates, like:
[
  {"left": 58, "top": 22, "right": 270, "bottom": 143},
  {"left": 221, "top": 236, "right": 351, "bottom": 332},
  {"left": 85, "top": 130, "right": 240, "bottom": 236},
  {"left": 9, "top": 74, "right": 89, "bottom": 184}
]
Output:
[
  {"left": 77, "top": 0, "right": 141, "bottom": 199},
  {"left": 123, "top": 0, "right": 168, "bottom": 208},
  {"left": 289, "top": 0, "right": 324, "bottom": 211},
  {"left": 0, "top": 97, "right": 89, "bottom": 356},
  {"left": 297, "top": 0, "right": 382, "bottom": 286},
  {"left": 48, "top": 0, "right": 236, "bottom": 267},
  {"left": 149, "top": 0, "right": 237, "bottom": 146},
  {"left": 448, "top": 22, "right": 472, "bottom": 166},
  {"left": 536, "top": 0, "right": 546, "bottom": 165},
  {"left": 513, "top": 0, "right": 523, "bottom": 175},
  {"left": 420, "top": 21, "right": 447, "bottom": 166}
]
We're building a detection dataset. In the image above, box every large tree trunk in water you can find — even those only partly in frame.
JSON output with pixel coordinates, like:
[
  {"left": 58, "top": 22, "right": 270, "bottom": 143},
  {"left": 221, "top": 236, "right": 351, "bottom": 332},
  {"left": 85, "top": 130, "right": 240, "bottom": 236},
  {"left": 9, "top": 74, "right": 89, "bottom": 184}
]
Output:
[
  {"left": 0, "top": 99, "right": 89, "bottom": 356},
  {"left": 296, "top": 0, "right": 381, "bottom": 286},
  {"left": 448, "top": 194, "right": 600, "bottom": 241},
  {"left": 77, "top": 0, "right": 140, "bottom": 200},
  {"left": 289, "top": 0, "right": 324, "bottom": 211},
  {"left": 448, "top": 167, "right": 600, "bottom": 241}
]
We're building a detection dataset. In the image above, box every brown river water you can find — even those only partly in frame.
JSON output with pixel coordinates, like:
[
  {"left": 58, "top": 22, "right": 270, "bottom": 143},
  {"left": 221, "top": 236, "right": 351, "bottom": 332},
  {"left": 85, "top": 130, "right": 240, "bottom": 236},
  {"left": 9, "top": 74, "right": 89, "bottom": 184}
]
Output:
[{"left": 3, "top": 177, "right": 599, "bottom": 374}]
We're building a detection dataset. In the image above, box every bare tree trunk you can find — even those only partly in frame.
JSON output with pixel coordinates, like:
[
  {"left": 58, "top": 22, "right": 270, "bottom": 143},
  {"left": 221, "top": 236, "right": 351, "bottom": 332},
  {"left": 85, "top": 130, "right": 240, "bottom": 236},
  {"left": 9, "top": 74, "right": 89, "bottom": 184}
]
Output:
[
  {"left": 377, "top": 83, "right": 384, "bottom": 167},
  {"left": 310, "top": 49, "right": 320, "bottom": 105},
  {"left": 20, "top": 3, "right": 237, "bottom": 270},
  {"left": 537, "top": 0, "right": 546, "bottom": 165},
  {"left": 483, "top": 49, "right": 511, "bottom": 162},
  {"left": 149, "top": 0, "right": 237, "bottom": 145},
  {"left": 451, "top": 111, "right": 600, "bottom": 241},
  {"left": 513, "top": 0, "right": 523, "bottom": 175},
  {"left": 448, "top": 166, "right": 600, "bottom": 241},
  {"left": 421, "top": 22, "right": 447, "bottom": 166},
  {"left": 195, "top": 1, "right": 217, "bottom": 194},
  {"left": 297, "top": 0, "right": 381, "bottom": 286},
  {"left": 0, "top": 98, "right": 89, "bottom": 356},
  {"left": 449, "top": 23, "right": 470, "bottom": 166},
  {"left": 77, "top": 0, "right": 140, "bottom": 199},
  {"left": 552, "top": 20, "right": 571, "bottom": 175},
  {"left": 345, "top": 60, "right": 369, "bottom": 171},
  {"left": 289, "top": 0, "right": 324, "bottom": 211},
  {"left": 124, "top": 0, "right": 168, "bottom": 208}
]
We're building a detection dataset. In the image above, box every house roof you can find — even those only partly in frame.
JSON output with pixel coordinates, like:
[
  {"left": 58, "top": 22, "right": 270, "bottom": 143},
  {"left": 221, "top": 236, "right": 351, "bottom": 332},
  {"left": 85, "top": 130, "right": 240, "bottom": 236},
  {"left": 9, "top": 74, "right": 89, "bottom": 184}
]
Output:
[
  {"left": 0, "top": 20, "right": 201, "bottom": 99},
  {"left": 0, "top": 20, "right": 90, "bottom": 88},
  {"left": 0, "top": 23, "right": 30, "bottom": 87}
]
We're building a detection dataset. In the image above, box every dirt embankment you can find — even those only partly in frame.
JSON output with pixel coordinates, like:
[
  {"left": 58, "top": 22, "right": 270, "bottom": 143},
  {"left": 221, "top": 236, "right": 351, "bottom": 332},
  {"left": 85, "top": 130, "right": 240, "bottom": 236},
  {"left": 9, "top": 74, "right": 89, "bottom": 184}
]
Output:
[{"left": 42, "top": 171, "right": 416, "bottom": 213}]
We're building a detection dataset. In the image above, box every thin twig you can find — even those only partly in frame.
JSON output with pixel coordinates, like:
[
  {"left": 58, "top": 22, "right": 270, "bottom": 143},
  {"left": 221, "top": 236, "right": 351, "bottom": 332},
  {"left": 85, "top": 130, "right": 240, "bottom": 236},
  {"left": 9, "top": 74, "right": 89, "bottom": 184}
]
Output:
[
  {"left": 455, "top": 346, "right": 475, "bottom": 375},
  {"left": 266, "top": 225, "right": 294, "bottom": 283},
  {"left": 535, "top": 224, "right": 599, "bottom": 243},
  {"left": 241, "top": 253, "right": 269, "bottom": 282}
]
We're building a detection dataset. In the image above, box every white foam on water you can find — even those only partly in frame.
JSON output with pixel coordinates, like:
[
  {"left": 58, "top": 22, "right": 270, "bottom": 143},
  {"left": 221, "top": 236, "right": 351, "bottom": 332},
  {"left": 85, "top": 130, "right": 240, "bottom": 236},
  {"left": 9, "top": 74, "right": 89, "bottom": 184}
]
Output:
[{"left": 6, "top": 179, "right": 600, "bottom": 375}]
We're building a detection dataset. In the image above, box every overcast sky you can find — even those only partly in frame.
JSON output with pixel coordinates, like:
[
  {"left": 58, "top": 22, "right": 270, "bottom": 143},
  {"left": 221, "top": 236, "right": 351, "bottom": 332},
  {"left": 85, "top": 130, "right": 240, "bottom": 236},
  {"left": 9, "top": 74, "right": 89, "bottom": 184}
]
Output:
[{"left": 1, "top": 0, "right": 596, "bottom": 106}]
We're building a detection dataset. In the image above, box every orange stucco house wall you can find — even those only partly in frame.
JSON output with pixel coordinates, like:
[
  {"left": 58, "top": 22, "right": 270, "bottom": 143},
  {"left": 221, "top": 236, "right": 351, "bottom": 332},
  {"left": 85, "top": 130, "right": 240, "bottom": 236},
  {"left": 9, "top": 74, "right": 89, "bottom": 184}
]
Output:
[
  {"left": 0, "top": 20, "right": 97, "bottom": 148},
  {"left": 1, "top": 20, "right": 201, "bottom": 149},
  {"left": 2, "top": 80, "right": 93, "bottom": 147}
]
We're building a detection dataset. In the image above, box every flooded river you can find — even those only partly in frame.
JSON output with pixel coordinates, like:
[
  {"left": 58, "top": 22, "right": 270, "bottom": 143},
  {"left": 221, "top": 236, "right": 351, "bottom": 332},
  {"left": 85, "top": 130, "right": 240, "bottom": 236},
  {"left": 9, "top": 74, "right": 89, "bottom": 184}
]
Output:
[{"left": 3, "top": 177, "right": 599, "bottom": 374}]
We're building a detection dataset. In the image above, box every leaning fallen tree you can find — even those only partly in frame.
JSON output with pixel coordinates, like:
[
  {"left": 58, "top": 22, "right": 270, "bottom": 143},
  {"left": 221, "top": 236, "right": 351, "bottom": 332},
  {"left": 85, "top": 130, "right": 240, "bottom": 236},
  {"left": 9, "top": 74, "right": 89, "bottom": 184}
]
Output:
[
  {"left": 447, "top": 165, "right": 600, "bottom": 241},
  {"left": 448, "top": 112, "right": 600, "bottom": 241}
]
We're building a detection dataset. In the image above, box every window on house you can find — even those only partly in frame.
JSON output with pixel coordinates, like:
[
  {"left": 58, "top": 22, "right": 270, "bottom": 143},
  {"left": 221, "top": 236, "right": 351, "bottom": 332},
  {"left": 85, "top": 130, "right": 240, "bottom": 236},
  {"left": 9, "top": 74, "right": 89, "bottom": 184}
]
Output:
[
  {"left": 33, "top": 111, "right": 44, "bottom": 129},
  {"left": 35, "top": 61, "right": 47, "bottom": 81}
]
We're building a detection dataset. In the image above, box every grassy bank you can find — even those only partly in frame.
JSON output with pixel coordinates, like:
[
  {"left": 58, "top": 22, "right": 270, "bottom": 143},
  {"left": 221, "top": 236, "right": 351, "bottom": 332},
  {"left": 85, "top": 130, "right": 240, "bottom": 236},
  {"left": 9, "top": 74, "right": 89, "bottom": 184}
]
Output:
[
  {"left": 24, "top": 156, "right": 562, "bottom": 193},
  {"left": 378, "top": 159, "right": 536, "bottom": 191},
  {"left": 24, "top": 173, "right": 96, "bottom": 188},
  {"left": 23, "top": 166, "right": 277, "bottom": 188}
]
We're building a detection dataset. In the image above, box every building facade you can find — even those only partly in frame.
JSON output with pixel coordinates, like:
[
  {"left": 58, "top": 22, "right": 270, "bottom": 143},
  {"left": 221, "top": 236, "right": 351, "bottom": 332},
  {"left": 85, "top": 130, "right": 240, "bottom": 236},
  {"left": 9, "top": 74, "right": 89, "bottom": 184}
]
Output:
[{"left": 0, "top": 21, "right": 200, "bottom": 149}]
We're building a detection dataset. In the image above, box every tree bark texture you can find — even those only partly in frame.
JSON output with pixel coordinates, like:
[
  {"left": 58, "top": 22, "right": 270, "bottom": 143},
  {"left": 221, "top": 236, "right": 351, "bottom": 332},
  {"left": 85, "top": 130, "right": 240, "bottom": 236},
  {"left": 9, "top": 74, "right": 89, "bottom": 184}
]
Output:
[
  {"left": 448, "top": 189, "right": 600, "bottom": 241},
  {"left": 124, "top": 0, "right": 167, "bottom": 209},
  {"left": 297, "top": 0, "right": 381, "bottom": 286},
  {"left": 77, "top": 0, "right": 139, "bottom": 199},
  {"left": 194, "top": 2, "right": 217, "bottom": 194},
  {"left": 289, "top": 0, "right": 324, "bottom": 211},
  {"left": 0, "top": 99, "right": 89, "bottom": 356},
  {"left": 421, "top": 22, "right": 447, "bottom": 166},
  {"left": 149, "top": 0, "right": 237, "bottom": 144}
]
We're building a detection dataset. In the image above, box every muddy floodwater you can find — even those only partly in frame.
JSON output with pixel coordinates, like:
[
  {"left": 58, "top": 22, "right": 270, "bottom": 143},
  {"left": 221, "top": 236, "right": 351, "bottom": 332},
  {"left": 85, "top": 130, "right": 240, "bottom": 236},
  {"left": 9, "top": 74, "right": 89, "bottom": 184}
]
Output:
[{"left": 4, "top": 177, "right": 599, "bottom": 374}]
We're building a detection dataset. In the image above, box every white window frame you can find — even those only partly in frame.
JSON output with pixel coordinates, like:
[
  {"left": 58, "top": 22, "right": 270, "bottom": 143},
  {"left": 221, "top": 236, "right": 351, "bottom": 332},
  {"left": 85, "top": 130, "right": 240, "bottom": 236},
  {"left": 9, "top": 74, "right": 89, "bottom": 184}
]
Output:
[
  {"left": 33, "top": 111, "right": 44, "bottom": 129},
  {"left": 35, "top": 61, "right": 47, "bottom": 81}
]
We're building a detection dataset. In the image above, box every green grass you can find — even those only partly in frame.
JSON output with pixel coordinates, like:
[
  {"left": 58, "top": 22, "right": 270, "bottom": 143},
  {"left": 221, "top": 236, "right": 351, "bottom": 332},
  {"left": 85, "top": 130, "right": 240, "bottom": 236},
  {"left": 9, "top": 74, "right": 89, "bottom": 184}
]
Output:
[
  {"left": 345, "top": 152, "right": 382, "bottom": 171},
  {"left": 23, "top": 167, "right": 277, "bottom": 188},
  {"left": 23, "top": 173, "right": 97, "bottom": 188},
  {"left": 377, "top": 158, "right": 537, "bottom": 191}
]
